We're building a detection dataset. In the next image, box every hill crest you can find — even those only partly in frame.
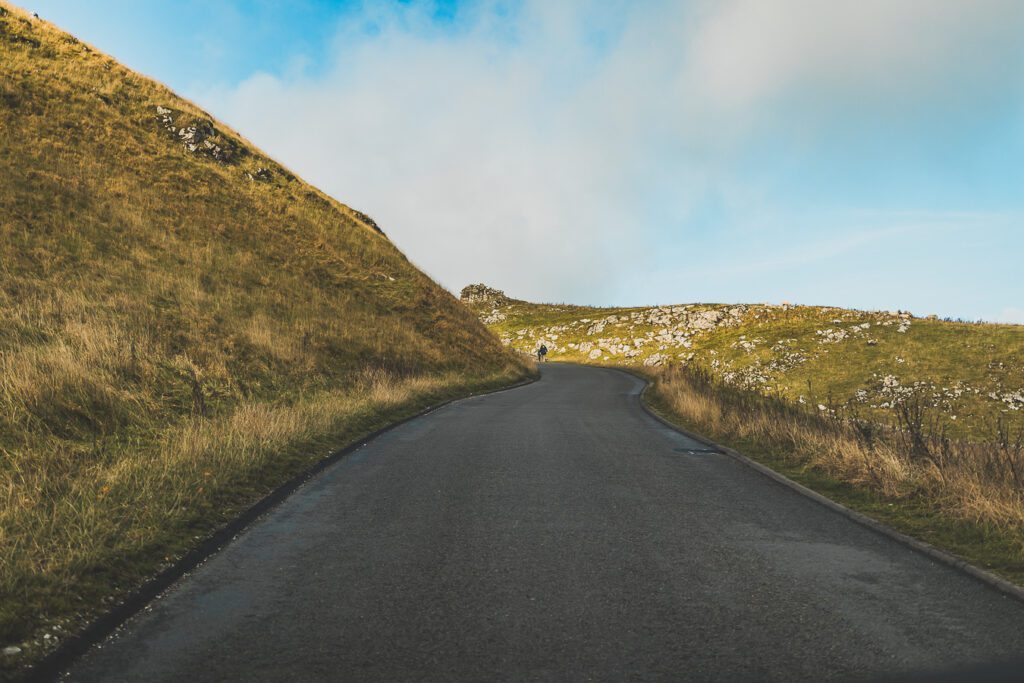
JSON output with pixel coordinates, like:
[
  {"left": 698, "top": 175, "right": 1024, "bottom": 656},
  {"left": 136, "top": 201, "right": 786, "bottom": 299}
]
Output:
[{"left": 462, "top": 284, "right": 1024, "bottom": 439}]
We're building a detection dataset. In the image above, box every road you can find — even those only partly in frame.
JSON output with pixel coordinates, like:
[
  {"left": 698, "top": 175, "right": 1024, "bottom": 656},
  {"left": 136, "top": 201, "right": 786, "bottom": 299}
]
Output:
[{"left": 65, "top": 364, "right": 1024, "bottom": 682}]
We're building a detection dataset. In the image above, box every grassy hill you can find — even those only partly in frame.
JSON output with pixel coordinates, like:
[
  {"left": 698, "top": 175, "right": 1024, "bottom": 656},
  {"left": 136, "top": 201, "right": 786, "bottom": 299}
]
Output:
[
  {"left": 461, "top": 284, "right": 1024, "bottom": 440},
  {"left": 0, "top": 4, "right": 527, "bottom": 672}
]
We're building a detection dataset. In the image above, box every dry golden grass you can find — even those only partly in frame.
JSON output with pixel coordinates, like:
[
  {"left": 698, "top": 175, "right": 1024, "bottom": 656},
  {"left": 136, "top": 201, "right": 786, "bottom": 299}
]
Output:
[
  {"left": 0, "top": 367, "right": 523, "bottom": 644},
  {"left": 0, "top": 2, "right": 528, "bottom": 668}
]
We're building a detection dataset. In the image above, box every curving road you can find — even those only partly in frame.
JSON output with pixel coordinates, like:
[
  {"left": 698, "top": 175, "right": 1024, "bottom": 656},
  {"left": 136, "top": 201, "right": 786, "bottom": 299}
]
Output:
[{"left": 65, "top": 364, "right": 1024, "bottom": 682}]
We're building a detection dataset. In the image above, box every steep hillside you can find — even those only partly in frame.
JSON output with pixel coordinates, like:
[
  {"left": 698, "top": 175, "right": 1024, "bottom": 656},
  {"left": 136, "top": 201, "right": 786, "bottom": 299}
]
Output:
[
  {"left": 0, "top": 4, "right": 526, "bottom": 670},
  {"left": 462, "top": 284, "right": 1024, "bottom": 439}
]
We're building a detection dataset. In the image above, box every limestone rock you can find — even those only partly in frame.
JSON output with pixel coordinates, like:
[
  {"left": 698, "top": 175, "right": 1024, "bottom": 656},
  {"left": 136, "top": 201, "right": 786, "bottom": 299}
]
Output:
[
  {"left": 154, "top": 105, "right": 245, "bottom": 164},
  {"left": 460, "top": 284, "right": 509, "bottom": 306},
  {"left": 481, "top": 309, "right": 506, "bottom": 324}
]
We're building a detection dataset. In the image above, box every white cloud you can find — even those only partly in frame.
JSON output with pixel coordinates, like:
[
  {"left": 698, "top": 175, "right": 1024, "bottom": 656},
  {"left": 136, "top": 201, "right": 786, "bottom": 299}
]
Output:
[
  {"left": 196, "top": 1, "right": 670, "bottom": 303},
  {"left": 685, "top": 0, "right": 1024, "bottom": 115},
  {"left": 192, "top": 0, "right": 1024, "bottom": 305}
]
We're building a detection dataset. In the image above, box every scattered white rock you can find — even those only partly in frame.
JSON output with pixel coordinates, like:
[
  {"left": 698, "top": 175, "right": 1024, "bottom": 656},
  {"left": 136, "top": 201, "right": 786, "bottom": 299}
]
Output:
[
  {"left": 990, "top": 390, "right": 1024, "bottom": 411},
  {"left": 816, "top": 328, "right": 848, "bottom": 343},
  {"left": 481, "top": 309, "right": 506, "bottom": 325}
]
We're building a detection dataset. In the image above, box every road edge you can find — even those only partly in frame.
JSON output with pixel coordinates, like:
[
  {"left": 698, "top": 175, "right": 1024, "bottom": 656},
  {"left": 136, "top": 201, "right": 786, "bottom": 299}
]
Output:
[
  {"left": 28, "top": 373, "right": 539, "bottom": 683},
  {"left": 610, "top": 366, "right": 1024, "bottom": 606}
]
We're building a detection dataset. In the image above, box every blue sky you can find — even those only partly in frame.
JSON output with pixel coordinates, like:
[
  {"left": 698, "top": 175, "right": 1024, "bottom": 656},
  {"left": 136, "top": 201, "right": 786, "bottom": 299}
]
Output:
[{"left": 23, "top": 1, "right": 1024, "bottom": 322}]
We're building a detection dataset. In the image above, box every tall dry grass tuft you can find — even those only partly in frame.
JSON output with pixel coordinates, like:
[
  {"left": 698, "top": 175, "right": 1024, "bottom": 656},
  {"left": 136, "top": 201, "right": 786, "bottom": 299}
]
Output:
[{"left": 652, "top": 364, "right": 1024, "bottom": 536}]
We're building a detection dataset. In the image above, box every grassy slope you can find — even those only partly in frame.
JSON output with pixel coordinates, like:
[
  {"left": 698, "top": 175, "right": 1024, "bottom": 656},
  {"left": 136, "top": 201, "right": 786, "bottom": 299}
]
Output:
[
  {"left": 465, "top": 287, "right": 1024, "bottom": 440},
  {"left": 465, "top": 285, "right": 1024, "bottom": 586},
  {"left": 0, "top": 5, "right": 527, "bottom": 671}
]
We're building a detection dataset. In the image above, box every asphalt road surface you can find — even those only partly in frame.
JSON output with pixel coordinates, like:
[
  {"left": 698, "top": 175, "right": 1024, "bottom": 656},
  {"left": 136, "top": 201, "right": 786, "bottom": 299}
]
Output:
[{"left": 65, "top": 364, "right": 1024, "bottom": 682}]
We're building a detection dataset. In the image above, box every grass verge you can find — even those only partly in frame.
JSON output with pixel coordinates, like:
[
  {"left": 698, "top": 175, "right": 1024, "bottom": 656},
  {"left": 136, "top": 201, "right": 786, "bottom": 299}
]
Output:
[
  {"left": 2, "top": 365, "right": 532, "bottom": 680},
  {"left": 639, "top": 364, "right": 1024, "bottom": 588}
]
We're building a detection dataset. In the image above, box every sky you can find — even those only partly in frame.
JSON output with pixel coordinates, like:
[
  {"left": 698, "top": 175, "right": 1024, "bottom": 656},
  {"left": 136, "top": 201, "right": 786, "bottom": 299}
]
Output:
[{"left": 22, "top": 0, "right": 1024, "bottom": 322}]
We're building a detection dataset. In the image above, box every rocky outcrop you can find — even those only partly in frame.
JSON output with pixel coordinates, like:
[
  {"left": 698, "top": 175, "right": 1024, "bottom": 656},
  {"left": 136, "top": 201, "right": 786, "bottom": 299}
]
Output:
[
  {"left": 155, "top": 105, "right": 247, "bottom": 164},
  {"left": 460, "top": 284, "right": 509, "bottom": 307}
]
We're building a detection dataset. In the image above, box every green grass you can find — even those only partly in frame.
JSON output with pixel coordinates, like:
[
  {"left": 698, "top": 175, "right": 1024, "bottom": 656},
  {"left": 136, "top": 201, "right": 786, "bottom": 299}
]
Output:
[{"left": 0, "top": 6, "right": 528, "bottom": 676}]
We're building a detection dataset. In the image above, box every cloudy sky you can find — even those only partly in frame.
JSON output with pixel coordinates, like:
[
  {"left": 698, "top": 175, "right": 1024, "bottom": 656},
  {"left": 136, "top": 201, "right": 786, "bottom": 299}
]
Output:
[{"left": 26, "top": 0, "right": 1024, "bottom": 321}]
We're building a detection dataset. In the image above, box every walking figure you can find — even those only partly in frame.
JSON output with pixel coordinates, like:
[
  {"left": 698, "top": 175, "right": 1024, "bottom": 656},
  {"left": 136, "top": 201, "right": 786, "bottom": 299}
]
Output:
[{"left": 537, "top": 344, "right": 548, "bottom": 363}]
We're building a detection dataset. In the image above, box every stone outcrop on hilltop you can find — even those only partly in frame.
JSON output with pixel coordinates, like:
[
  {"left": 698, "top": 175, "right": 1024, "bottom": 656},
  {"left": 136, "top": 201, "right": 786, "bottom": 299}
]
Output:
[
  {"left": 460, "top": 284, "right": 509, "bottom": 306},
  {"left": 460, "top": 284, "right": 511, "bottom": 324}
]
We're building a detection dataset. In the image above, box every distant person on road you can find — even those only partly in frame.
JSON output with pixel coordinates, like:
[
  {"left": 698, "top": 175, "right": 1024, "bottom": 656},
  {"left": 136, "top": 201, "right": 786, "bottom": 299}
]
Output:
[{"left": 537, "top": 344, "right": 548, "bottom": 363}]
